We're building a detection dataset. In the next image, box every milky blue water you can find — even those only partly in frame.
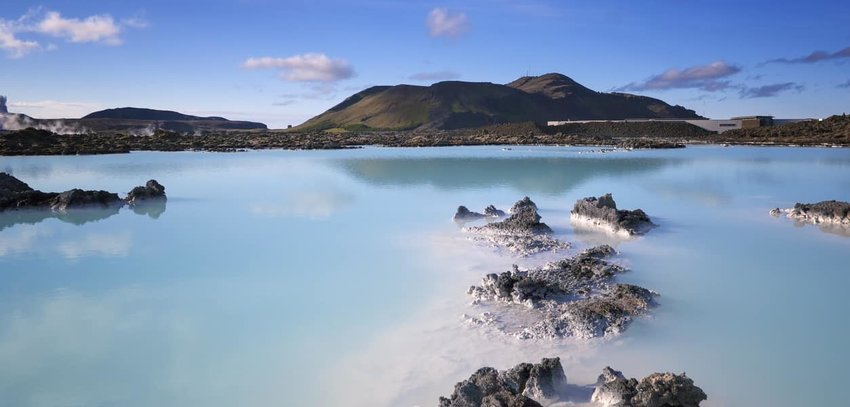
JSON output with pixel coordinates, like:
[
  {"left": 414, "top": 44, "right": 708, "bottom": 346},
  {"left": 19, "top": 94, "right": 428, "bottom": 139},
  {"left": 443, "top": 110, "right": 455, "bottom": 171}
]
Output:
[{"left": 1, "top": 146, "right": 849, "bottom": 406}]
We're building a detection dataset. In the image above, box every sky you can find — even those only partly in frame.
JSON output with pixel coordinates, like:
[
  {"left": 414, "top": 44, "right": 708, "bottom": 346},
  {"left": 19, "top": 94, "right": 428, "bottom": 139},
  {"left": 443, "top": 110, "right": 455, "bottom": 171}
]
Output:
[{"left": 1, "top": 0, "right": 848, "bottom": 128}]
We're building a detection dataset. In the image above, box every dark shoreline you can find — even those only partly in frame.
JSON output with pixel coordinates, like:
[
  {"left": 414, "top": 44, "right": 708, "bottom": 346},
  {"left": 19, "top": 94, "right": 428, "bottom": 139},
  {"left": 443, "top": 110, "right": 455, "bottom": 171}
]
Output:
[{"left": 2, "top": 116, "right": 848, "bottom": 156}]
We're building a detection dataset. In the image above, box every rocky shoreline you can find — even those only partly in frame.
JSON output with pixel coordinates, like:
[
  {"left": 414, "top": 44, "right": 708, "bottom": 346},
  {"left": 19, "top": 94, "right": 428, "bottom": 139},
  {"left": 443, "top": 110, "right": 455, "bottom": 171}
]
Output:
[
  {"left": 439, "top": 357, "right": 707, "bottom": 407},
  {"left": 3, "top": 116, "right": 848, "bottom": 156}
]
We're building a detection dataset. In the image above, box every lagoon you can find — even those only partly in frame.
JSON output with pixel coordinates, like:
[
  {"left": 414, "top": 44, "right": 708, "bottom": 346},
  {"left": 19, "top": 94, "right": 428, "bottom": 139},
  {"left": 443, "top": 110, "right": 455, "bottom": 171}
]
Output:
[{"left": 1, "top": 146, "right": 849, "bottom": 406}]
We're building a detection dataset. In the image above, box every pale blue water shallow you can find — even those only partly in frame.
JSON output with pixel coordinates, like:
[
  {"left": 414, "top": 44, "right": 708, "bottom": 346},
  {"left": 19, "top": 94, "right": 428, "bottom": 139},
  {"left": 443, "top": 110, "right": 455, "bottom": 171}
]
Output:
[{"left": 1, "top": 146, "right": 849, "bottom": 406}]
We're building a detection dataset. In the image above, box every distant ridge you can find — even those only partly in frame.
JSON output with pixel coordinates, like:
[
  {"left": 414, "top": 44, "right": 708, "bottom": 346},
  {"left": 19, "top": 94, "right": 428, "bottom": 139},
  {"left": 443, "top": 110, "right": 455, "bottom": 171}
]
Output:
[
  {"left": 80, "top": 107, "right": 267, "bottom": 131},
  {"left": 297, "top": 73, "right": 703, "bottom": 131},
  {"left": 84, "top": 107, "right": 228, "bottom": 122}
]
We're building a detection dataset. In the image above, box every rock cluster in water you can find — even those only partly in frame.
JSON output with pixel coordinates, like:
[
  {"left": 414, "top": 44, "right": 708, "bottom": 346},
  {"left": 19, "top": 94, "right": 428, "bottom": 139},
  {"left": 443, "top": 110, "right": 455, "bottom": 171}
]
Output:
[
  {"left": 592, "top": 366, "right": 707, "bottom": 407},
  {"left": 438, "top": 357, "right": 567, "bottom": 407},
  {"left": 439, "top": 359, "right": 707, "bottom": 407},
  {"left": 571, "top": 194, "right": 655, "bottom": 236},
  {"left": 464, "top": 197, "right": 569, "bottom": 256},
  {"left": 465, "top": 245, "right": 656, "bottom": 339},
  {"left": 0, "top": 172, "right": 166, "bottom": 212},
  {"left": 453, "top": 204, "right": 506, "bottom": 222},
  {"left": 771, "top": 200, "right": 850, "bottom": 227}
]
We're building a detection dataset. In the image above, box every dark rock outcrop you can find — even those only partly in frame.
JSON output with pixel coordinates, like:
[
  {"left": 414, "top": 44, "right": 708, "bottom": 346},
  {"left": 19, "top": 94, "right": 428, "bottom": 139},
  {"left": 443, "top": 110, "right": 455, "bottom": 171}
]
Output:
[
  {"left": 571, "top": 194, "right": 655, "bottom": 236},
  {"left": 0, "top": 173, "right": 164, "bottom": 216},
  {"left": 484, "top": 205, "right": 506, "bottom": 218},
  {"left": 50, "top": 189, "right": 122, "bottom": 212},
  {"left": 438, "top": 358, "right": 568, "bottom": 407},
  {"left": 126, "top": 179, "right": 167, "bottom": 204},
  {"left": 466, "top": 245, "right": 657, "bottom": 339},
  {"left": 463, "top": 197, "right": 567, "bottom": 256},
  {"left": 785, "top": 200, "right": 850, "bottom": 226},
  {"left": 592, "top": 367, "right": 707, "bottom": 407},
  {"left": 454, "top": 206, "right": 486, "bottom": 222}
]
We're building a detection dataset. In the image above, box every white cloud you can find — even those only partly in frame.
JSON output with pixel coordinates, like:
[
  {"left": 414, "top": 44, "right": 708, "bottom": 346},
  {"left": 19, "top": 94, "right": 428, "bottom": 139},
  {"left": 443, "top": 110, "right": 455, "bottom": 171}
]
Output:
[
  {"left": 0, "top": 20, "right": 39, "bottom": 58},
  {"left": 426, "top": 8, "right": 470, "bottom": 38},
  {"left": 36, "top": 11, "right": 122, "bottom": 45},
  {"left": 0, "top": 9, "right": 146, "bottom": 58},
  {"left": 243, "top": 53, "right": 355, "bottom": 82}
]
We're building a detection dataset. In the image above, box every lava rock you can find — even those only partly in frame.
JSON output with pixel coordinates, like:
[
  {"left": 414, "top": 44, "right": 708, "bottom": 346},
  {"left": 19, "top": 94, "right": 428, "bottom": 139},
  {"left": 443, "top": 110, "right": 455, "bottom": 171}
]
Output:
[
  {"left": 50, "top": 189, "right": 123, "bottom": 212},
  {"left": 439, "top": 358, "right": 568, "bottom": 407},
  {"left": 484, "top": 205, "right": 506, "bottom": 218},
  {"left": 592, "top": 367, "right": 707, "bottom": 407},
  {"left": 786, "top": 200, "right": 850, "bottom": 226},
  {"left": 126, "top": 179, "right": 167, "bottom": 204},
  {"left": 454, "top": 205, "right": 486, "bottom": 222},
  {"left": 570, "top": 194, "right": 655, "bottom": 236},
  {"left": 466, "top": 246, "right": 657, "bottom": 339},
  {"left": 464, "top": 197, "right": 567, "bottom": 256}
]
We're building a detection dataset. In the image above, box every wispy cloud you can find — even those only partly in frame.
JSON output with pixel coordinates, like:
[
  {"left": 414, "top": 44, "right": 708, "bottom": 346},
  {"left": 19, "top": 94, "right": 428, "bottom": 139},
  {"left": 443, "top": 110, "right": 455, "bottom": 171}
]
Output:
[
  {"left": 739, "top": 82, "right": 803, "bottom": 98},
  {"left": 765, "top": 46, "right": 850, "bottom": 64},
  {"left": 0, "top": 20, "right": 39, "bottom": 58},
  {"left": 838, "top": 79, "right": 850, "bottom": 89},
  {"left": 409, "top": 71, "right": 460, "bottom": 81},
  {"left": 0, "top": 9, "right": 146, "bottom": 58},
  {"left": 617, "top": 61, "right": 741, "bottom": 92},
  {"left": 243, "top": 53, "right": 355, "bottom": 82},
  {"left": 426, "top": 8, "right": 469, "bottom": 38}
]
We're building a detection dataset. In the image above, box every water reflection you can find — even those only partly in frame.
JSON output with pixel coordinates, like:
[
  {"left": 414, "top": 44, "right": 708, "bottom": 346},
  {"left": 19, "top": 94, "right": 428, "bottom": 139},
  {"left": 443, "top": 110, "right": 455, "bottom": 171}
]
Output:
[
  {"left": 0, "top": 200, "right": 166, "bottom": 231},
  {"left": 337, "top": 156, "right": 680, "bottom": 194}
]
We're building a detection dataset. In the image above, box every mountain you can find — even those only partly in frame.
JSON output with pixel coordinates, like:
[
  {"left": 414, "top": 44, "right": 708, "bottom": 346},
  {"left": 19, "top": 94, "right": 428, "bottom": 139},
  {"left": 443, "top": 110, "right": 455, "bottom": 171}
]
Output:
[
  {"left": 80, "top": 107, "right": 267, "bottom": 131},
  {"left": 297, "top": 73, "right": 702, "bottom": 131}
]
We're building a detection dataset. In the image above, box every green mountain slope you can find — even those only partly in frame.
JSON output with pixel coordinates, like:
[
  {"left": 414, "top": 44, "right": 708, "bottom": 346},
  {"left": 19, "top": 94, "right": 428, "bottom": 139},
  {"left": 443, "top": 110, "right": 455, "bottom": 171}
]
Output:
[{"left": 297, "top": 73, "right": 702, "bottom": 131}]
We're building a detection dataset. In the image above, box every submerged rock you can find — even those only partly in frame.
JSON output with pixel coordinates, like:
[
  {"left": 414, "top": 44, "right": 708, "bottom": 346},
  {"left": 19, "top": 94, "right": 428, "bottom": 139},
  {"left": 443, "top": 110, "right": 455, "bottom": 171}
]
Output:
[
  {"left": 570, "top": 194, "right": 655, "bottom": 236},
  {"left": 592, "top": 367, "right": 707, "bottom": 407},
  {"left": 464, "top": 197, "right": 568, "bottom": 256},
  {"left": 127, "top": 179, "right": 167, "bottom": 204},
  {"left": 438, "top": 358, "right": 567, "bottom": 407},
  {"left": 466, "top": 246, "right": 656, "bottom": 339}
]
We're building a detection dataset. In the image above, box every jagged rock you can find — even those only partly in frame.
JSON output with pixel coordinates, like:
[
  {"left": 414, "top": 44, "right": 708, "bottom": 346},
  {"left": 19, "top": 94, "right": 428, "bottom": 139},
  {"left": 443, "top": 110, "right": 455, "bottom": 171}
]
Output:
[
  {"left": 126, "top": 179, "right": 167, "bottom": 204},
  {"left": 0, "top": 173, "right": 164, "bottom": 214},
  {"left": 485, "top": 205, "right": 506, "bottom": 218},
  {"left": 454, "top": 205, "right": 486, "bottom": 222},
  {"left": 591, "top": 367, "right": 637, "bottom": 406},
  {"left": 558, "top": 284, "right": 656, "bottom": 338},
  {"left": 464, "top": 197, "right": 567, "bottom": 256},
  {"left": 468, "top": 245, "right": 625, "bottom": 307},
  {"left": 785, "top": 200, "right": 850, "bottom": 226},
  {"left": 570, "top": 194, "right": 655, "bottom": 236},
  {"left": 439, "top": 358, "right": 568, "bottom": 407},
  {"left": 769, "top": 207, "right": 782, "bottom": 217},
  {"left": 50, "top": 189, "right": 123, "bottom": 212},
  {"left": 466, "top": 246, "right": 656, "bottom": 339},
  {"left": 592, "top": 367, "right": 707, "bottom": 407}
]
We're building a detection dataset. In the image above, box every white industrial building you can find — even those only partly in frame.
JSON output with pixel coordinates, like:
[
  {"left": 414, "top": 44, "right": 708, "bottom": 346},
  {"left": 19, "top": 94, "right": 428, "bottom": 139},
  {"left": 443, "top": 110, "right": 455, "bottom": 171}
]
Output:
[{"left": 547, "top": 116, "right": 813, "bottom": 134}]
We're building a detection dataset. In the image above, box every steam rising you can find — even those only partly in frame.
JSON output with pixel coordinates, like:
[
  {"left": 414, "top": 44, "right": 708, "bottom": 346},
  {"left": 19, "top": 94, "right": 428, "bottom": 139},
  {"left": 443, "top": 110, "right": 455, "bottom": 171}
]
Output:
[{"left": 0, "top": 95, "right": 86, "bottom": 134}]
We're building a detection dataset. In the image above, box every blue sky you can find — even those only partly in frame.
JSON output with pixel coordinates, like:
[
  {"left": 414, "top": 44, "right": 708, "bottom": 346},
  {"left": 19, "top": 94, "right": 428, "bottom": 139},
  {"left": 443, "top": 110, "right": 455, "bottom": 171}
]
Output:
[{"left": 1, "top": 0, "right": 848, "bottom": 128}]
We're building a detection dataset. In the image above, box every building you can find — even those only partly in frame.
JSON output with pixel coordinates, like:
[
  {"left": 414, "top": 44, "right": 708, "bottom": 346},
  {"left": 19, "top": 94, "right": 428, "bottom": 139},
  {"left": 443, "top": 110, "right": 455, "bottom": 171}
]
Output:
[{"left": 546, "top": 116, "right": 814, "bottom": 134}]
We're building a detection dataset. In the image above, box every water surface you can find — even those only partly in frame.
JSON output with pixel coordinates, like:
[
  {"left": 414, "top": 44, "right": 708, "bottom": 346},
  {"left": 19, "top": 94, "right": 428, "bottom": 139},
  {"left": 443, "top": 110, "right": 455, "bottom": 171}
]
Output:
[{"left": 1, "top": 146, "right": 849, "bottom": 406}]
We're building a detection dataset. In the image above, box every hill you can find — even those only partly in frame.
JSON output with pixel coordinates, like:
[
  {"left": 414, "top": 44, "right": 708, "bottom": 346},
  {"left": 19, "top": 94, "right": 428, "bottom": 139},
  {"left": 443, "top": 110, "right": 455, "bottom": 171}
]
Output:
[
  {"left": 297, "top": 73, "right": 702, "bottom": 131},
  {"left": 80, "top": 107, "right": 267, "bottom": 131}
]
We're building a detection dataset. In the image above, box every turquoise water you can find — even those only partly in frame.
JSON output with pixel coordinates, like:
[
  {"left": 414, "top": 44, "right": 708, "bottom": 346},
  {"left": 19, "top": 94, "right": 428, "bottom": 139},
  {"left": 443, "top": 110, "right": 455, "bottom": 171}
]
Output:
[{"left": 1, "top": 146, "right": 849, "bottom": 406}]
